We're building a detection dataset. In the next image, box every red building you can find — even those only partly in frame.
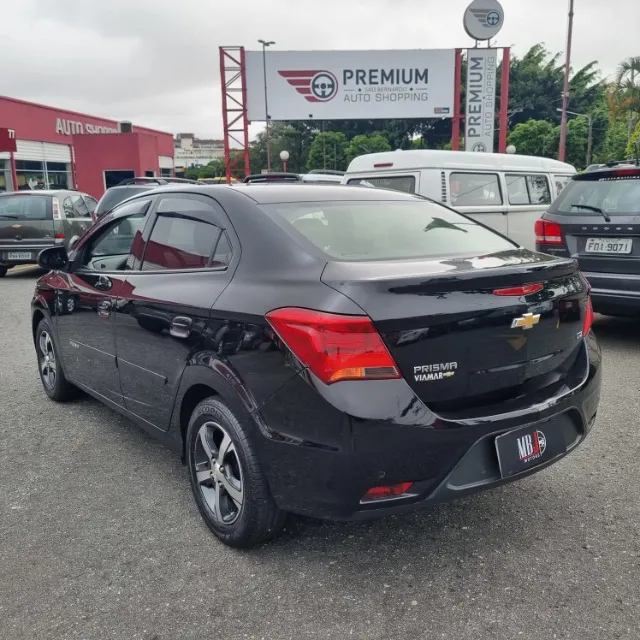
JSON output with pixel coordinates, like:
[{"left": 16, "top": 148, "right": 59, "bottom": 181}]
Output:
[{"left": 0, "top": 96, "right": 174, "bottom": 198}]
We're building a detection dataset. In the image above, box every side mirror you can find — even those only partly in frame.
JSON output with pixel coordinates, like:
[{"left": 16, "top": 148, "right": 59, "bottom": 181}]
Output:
[
  {"left": 38, "top": 246, "right": 69, "bottom": 271},
  {"left": 68, "top": 235, "right": 80, "bottom": 251}
]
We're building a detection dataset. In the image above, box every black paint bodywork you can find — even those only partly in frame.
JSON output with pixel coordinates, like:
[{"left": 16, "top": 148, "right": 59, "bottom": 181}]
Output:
[{"left": 32, "top": 185, "right": 602, "bottom": 520}]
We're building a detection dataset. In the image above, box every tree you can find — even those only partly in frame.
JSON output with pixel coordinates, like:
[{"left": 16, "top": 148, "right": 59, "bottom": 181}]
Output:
[
  {"left": 507, "top": 119, "right": 556, "bottom": 157},
  {"left": 307, "top": 132, "right": 348, "bottom": 171},
  {"left": 615, "top": 57, "right": 640, "bottom": 134},
  {"left": 346, "top": 133, "right": 391, "bottom": 163}
]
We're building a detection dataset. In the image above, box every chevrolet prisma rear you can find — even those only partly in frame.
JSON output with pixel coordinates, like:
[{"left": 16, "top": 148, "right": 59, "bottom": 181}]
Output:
[{"left": 254, "top": 192, "right": 601, "bottom": 521}]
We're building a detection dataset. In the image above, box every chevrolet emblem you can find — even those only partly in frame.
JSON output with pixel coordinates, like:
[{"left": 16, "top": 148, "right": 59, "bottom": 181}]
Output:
[
  {"left": 11, "top": 224, "right": 22, "bottom": 229},
  {"left": 511, "top": 313, "right": 541, "bottom": 330}
]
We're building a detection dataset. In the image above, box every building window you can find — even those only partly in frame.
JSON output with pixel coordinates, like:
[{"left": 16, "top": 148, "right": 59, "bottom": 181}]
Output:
[
  {"left": 15, "top": 160, "right": 71, "bottom": 191},
  {"left": 160, "top": 168, "right": 172, "bottom": 177},
  {"left": 46, "top": 161, "right": 72, "bottom": 190},
  {"left": 0, "top": 160, "right": 8, "bottom": 192},
  {"left": 16, "top": 160, "right": 46, "bottom": 191},
  {"left": 104, "top": 170, "right": 135, "bottom": 190}
]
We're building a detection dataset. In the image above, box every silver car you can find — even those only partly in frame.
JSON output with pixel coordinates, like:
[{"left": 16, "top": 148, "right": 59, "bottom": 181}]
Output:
[{"left": 0, "top": 190, "right": 96, "bottom": 277}]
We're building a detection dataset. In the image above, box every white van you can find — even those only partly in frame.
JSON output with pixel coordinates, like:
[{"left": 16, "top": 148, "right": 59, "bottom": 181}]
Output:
[{"left": 342, "top": 150, "right": 577, "bottom": 250}]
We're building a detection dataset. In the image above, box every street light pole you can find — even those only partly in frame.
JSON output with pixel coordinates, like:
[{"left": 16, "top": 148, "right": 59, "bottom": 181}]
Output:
[
  {"left": 557, "top": 107, "right": 593, "bottom": 167},
  {"left": 258, "top": 39, "right": 275, "bottom": 173},
  {"left": 558, "top": 0, "right": 575, "bottom": 162}
]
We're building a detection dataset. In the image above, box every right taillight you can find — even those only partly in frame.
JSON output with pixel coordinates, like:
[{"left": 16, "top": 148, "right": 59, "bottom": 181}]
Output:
[
  {"left": 583, "top": 294, "right": 595, "bottom": 336},
  {"left": 266, "top": 307, "right": 401, "bottom": 385},
  {"left": 535, "top": 219, "right": 564, "bottom": 245}
]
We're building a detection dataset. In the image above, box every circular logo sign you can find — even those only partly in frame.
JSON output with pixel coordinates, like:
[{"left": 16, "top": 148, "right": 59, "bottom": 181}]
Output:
[
  {"left": 471, "top": 142, "right": 487, "bottom": 152},
  {"left": 463, "top": 0, "right": 505, "bottom": 41},
  {"left": 310, "top": 71, "right": 338, "bottom": 102}
]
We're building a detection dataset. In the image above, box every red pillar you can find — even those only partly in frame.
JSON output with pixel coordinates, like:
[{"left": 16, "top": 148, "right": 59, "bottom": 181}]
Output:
[
  {"left": 452, "top": 49, "right": 463, "bottom": 151},
  {"left": 499, "top": 47, "right": 511, "bottom": 154},
  {"left": 9, "top": 151, "right": 19, "bottom": 191}
]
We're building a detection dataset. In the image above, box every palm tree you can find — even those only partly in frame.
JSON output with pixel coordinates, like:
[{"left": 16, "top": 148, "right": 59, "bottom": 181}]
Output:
[{"left": 615, "top": 57, "right": 640, "bottom": 135}]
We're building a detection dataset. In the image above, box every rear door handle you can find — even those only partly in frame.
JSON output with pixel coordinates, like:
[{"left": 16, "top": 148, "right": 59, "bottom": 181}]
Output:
[{"left": 170, "top": 316, "right": 193, "bottom": 339}]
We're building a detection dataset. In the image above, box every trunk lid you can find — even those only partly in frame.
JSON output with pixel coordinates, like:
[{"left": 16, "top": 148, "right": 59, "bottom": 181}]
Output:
[
  {"left": 0, "top": 194, "right": 55, "bottom": 250},
  {"left": 322, "top": 249, "right": 588, "bottom": 418}
]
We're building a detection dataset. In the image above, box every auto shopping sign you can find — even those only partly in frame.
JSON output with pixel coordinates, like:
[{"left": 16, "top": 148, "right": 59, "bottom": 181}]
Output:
[{"left": 245, "top": 49, "right": 456, "bottom": 121}]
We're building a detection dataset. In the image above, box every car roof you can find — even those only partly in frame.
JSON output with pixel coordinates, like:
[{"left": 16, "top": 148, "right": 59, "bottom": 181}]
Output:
[
  {"left": 345, "top": 149, "right": 577, "bottom": 174},
  {"left": 0, "top": 190, "right": 79, "bottom": 196},
  {"left": 229, "top": 183, "right": 419, "bottom": 204}
]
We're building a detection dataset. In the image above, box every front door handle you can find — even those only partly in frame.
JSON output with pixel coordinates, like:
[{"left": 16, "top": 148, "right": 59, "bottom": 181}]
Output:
[
  {"left": 170, "top": 316, "right": 193, "bottom": 339},
  {"left": 95, "top": 275, "right": 112, "bottom": 291}
]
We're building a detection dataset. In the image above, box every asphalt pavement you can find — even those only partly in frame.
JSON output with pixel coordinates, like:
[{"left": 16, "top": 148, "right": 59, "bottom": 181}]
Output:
[{"left": 2, "top": 267, "right": 640, "bottom": 640}]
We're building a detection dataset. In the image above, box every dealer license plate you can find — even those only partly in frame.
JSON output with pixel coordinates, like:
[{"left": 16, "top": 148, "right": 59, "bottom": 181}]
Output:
[
  {"left": 7, "top": 251, "right": 32, "bottom": 260},
  {"left": 495, "top": 423, "right": 566, "bottom": 479},
  {"left": 585, "top": 238, "right": 632, "bottom": 254}
]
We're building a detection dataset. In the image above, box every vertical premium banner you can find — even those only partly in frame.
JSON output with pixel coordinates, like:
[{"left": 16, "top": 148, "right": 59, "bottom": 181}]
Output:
[{"left": 465, "top": 49, "right": 497, "bottom": 153}]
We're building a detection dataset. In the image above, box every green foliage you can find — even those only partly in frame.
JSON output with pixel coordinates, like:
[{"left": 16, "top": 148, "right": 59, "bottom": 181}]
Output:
[
  {"left": 307, "top": 132, "right": 348, "bottom": 171},
  {"left": 508, "top": 119, "right": 556, "bottom": 157},
  {"left": 346, "top": 133, "right": 392, "bottom": 163},
  {"left": 626, "top": 120, "right": 640, "bottom": 158}
]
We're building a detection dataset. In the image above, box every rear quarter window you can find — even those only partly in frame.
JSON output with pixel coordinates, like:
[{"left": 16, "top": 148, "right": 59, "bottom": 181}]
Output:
[{"left": 262, "top": 199, "right": 514, "bottom": 262}]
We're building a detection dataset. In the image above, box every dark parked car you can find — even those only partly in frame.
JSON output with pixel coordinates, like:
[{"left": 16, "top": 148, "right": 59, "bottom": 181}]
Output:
[
  {"left": 535, "top": 164, "right": 640, "bottom": 315},
  {"left": 31, "top": 185, "right": 601, "bottom": 547},
  {"left": 0, "top": 190, "right": 97, "bottom": 277},
  {"left": 94, "top": 177, "right": 203, "bottom": 221}
]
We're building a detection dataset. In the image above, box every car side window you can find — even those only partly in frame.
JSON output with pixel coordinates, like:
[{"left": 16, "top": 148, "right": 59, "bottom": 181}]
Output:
[
  {"left": 81, "top": 199, "right": 152, "bottom": 271},
  {"left": 140, "top": 197, "right": 223, "bottom": 271},
  {"left": 84, "top": 196, "right": 98, "bottom": 215},
  {"left": 527, "top": 175, "right": 551, "bottom": 204},
  {"left": 62, "top": 196, "right": 75, "bottom": 218},
  {"left": 450, "top": 173, "right": 503, "bottom": 206},
  {"left": 71, "top": 195, "right": 91, "bottom": 218},
  {"left": 506, "top": 175, "right": 529, "bottom": 205}
]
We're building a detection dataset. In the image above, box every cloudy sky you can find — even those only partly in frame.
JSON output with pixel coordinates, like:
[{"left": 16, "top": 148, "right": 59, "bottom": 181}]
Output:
[{"left": 1, "top": 0, "right": 637, "bottom": 139}]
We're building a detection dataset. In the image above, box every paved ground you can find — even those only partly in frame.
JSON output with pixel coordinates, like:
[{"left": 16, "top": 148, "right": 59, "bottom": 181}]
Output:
[{"left": 1, "top": 267, "right": 640, "bottom": 640}]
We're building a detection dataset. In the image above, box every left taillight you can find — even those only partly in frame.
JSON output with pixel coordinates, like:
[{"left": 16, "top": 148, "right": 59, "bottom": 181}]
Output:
[{"left": 266, "top": 307, "right": 401, "bottom": 385}]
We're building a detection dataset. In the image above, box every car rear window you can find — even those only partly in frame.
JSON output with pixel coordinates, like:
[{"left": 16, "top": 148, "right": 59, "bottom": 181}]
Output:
[
  {"left": 347, "top": 176, "right": 416, "bottom": 193},
  {"left": 262, "top": 200, "right": 514, "bottom": 261},
  {"left": 552, "top": 173, "right": 640, "bottom": 216},
  {"left": 0, "top": 195, "right": 51, "bottom": 221},
  {"left": 95, "top": 187, "right": 151, "bottom": 215}
]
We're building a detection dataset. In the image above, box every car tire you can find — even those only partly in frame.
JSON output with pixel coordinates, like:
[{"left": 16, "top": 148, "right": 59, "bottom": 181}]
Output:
[
  {"left": 0, "top": 266, "right": 7, "bottom": 278},
  {"left": 186, "top": 396, "right": 286, "bottom": 548},
  {"left": 35, "top": 318, "right": 79, "bottom": 402}
]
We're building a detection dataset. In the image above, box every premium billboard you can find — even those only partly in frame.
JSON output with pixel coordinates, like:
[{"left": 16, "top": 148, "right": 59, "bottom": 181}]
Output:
[
  {"left": 464, "top": 48, "right": 498, "bottom": 153},
  {"left": 245, "top": 49, "right": 456, "bottom": 121}
]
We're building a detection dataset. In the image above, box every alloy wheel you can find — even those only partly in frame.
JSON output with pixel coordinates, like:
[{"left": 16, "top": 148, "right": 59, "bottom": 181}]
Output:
[
  {"left": 194, "top": 421, "right": 244, "bottom": 525},
  {"left": 38, "top": 331, "right": 57, "bottom": 390}
]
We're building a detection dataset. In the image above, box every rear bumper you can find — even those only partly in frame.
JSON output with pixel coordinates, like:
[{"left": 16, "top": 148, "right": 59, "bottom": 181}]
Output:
[
  {"left": 255, "top": 334, "right": 602, "bottom": 521},
  {"left": 583, "top": 271, "right": 640, "bottom": 314}
]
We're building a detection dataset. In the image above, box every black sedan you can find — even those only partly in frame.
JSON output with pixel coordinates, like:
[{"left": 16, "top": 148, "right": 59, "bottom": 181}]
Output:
[{"left": 31, "top": 184, "right": 601, "bottom": 548}]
